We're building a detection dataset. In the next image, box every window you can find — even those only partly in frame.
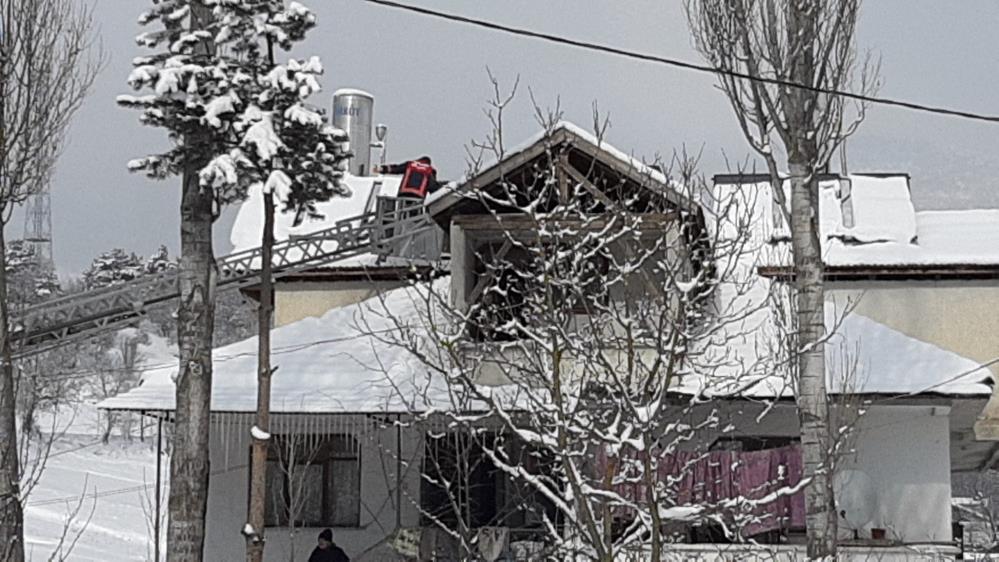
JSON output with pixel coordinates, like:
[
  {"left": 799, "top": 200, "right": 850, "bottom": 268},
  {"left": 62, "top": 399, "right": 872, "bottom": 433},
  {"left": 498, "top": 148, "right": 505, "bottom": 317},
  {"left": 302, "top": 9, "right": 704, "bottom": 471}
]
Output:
[
  {"left": 467, "top": 241, "right": 613, "bottom": 341},
  {"left": 420, "top": 431, "right": 557, "bottom": 531},
  {"left": 259, "top": 434, "right": 360, "bottom": 528}
]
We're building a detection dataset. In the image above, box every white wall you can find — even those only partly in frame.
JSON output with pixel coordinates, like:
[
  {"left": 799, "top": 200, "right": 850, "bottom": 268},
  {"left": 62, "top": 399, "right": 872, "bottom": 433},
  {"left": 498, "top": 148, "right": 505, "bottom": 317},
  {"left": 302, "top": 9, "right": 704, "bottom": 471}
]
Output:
[
  {"left": 703, "top": 402, "right": 953, "bottom": 543},
  {"left": 204, "top": 414, "right": 424, "bottom": 562},
  {"left": 839, "top": 405, "right": 953, "bottom": 542},
  {"left": 201, "top": 405, "right": 953, "bottom": 559}
]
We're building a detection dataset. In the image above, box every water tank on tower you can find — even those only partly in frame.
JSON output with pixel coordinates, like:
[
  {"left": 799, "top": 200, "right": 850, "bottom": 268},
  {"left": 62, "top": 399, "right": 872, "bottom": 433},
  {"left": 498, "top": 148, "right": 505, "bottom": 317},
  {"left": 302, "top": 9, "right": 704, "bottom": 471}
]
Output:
[{"left": 332, "top": 89, "right": 374, "bottom": 176}]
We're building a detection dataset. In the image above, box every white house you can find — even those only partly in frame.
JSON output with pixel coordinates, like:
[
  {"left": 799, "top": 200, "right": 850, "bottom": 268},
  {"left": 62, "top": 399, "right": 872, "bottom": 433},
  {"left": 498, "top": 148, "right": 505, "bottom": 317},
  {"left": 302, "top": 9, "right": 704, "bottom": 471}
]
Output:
[{"left": 102, "top": 123, "right": 999, "bottom": 561}]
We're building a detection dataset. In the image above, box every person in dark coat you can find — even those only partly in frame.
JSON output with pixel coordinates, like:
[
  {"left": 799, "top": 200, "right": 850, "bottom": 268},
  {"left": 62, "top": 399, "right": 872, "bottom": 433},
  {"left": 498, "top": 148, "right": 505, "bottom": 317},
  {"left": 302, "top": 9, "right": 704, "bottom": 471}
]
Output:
[{"left": 308, "top": 528, "right": 349, "bottom": 562}]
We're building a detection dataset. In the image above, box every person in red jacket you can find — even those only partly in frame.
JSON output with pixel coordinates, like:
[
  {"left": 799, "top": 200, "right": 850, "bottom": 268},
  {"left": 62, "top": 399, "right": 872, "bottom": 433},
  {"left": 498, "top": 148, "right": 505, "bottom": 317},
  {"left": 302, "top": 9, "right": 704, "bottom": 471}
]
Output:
[{"left": 376, "top": 156, "right": 442, "bottom": 198}]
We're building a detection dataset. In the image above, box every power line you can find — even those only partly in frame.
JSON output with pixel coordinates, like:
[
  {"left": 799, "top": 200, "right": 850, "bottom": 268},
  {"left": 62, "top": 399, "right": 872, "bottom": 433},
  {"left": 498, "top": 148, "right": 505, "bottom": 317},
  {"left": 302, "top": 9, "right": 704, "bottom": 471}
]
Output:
[
  {"left": 871, "top": 356, "right": 999, "bottom": 404},
  {"left": 27, "top": 460, "right": 250, "bottom": 507},
  {"left": 360, "top": 0, "right": 999, "bottom": 125}
]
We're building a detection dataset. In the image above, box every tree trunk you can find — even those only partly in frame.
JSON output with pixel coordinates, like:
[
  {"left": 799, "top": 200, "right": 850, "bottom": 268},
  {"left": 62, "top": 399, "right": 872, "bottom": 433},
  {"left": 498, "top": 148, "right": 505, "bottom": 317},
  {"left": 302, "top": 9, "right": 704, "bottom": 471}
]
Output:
[
  {"left": 167, "top": 158, "right": 216, "bottom": 562},
  {"left": 166, "top": 5, "right": 215, "bottom": 560},
  {"left": 0, "top": 226, "right": 25, "bottom": 562},
  {"left": 247, "top": 190, "right": 275, "bottom": 562},
  {"left": 786, "top": 3, "right": 836, "bottom": 556},
  {"left": 789, "top": 158, "right": 836, "bottom": 559}
]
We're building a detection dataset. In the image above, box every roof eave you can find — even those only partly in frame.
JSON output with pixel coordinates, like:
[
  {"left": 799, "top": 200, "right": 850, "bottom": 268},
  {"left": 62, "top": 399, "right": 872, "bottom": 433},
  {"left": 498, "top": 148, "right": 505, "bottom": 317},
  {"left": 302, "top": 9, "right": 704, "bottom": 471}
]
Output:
[
  {"left": 428, "top": 124, "right": 694, "bottom": 223},
  {"left": 759, "top": 264, "right": 999, "bottom": 281}
]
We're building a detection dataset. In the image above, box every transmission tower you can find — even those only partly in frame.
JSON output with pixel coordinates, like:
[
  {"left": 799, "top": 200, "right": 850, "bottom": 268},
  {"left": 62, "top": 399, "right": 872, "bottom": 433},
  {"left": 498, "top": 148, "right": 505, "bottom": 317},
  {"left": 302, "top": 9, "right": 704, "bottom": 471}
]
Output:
[{"left": 23, "top": 189, "right": 54, "bottom": 270}]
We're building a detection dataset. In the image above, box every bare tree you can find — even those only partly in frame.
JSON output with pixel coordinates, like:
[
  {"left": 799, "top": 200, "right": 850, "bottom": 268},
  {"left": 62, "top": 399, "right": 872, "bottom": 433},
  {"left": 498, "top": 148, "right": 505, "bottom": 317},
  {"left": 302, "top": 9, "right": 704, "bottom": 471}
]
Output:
[
  {"left": 686, "top": 1, "right": 878, "bottom": 557},
  {"left": 140, "top": 468, "right": 169, "bottom": 561},
  {"left": 0, "top": 0, "right": 102, "bottom": 558},
  {"left": 87, "top": 329, "right": 146, "bottom": 443},
  {"left": 44, "top": 477, "right": 97, "bottom": 562},
  {"left": 5, "top": 240, "right": 72, "bottom": 438},
  {"left": 267, "top": 433, "right": 328, "bottom": 562},
  {"left": 362, "top": 89, "right": 805, "bottom": 560}
]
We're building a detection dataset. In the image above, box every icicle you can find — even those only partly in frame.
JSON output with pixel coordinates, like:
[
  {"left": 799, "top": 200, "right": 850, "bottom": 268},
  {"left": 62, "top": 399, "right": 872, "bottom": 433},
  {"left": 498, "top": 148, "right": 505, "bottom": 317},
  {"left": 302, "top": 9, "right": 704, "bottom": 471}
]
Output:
[
  {"left": 223, "top": 412, "right": 231, "bottom": 471},
  {"left": 359, "top": 415, "right": 365, "bottom": 453},
  {"left": 357, "top": 415, "right": 364, "bottom": 445},
  {"left": 307, "top": 415, "right": 314, "bottom": 451},
  {"left": 228, "top": 413, "right": 235, "bottom": 471}
]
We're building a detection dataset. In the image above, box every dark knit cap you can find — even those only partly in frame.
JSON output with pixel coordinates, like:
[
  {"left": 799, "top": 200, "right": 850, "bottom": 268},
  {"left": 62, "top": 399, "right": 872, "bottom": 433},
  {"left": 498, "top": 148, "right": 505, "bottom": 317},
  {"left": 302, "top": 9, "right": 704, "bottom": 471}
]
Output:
[{"left": 319, "top": 528, "right": 333, "bottom": 542}]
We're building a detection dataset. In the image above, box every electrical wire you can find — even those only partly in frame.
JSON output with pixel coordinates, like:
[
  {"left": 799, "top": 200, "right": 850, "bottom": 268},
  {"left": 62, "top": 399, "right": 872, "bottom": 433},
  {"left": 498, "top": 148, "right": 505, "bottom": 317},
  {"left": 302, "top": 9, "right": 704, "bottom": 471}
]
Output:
[
  {"left": 870, "top": 356, "right": 999, "bottom": 404},
  {"left": 26, "top": 460, "right": 250, "bottom": 507},
  {"left": 360, "top": 0, "right": 999, "bottom": 124}
]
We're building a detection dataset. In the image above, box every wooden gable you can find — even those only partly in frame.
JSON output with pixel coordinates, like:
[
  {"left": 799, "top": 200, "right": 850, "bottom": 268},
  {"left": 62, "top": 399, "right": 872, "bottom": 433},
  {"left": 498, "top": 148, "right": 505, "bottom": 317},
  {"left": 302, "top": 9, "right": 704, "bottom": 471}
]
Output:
[{"left": 427, "top": 124, "right": 697, "bottom": 227}]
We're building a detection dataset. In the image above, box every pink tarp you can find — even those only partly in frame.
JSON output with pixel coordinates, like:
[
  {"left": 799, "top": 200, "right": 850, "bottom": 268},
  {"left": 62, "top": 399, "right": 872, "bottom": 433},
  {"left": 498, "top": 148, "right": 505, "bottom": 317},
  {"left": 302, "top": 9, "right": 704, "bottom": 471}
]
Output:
[{"left": 599, "top": 444, "right": 806, "bottom": 538}]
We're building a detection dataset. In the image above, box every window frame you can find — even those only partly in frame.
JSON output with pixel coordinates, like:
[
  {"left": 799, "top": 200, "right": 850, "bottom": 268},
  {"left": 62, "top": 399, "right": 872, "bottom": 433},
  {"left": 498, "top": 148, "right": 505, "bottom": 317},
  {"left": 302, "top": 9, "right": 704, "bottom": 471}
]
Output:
[{"left": 251, "top": 433, "right": 362, "bottom": 529}]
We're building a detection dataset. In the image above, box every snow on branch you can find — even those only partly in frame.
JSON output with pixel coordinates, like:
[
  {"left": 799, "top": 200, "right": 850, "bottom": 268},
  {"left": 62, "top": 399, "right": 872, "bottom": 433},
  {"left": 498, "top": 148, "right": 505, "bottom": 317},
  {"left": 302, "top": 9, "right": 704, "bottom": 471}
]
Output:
[
  {"left": 357, "top": 88, "right": 796, "bottom": 560},
  {"left": 249, "top": 425, "right": 271, "bottom": 442},
  {"left": 120, "top": 0, "right": 349, "bottom": 220}
]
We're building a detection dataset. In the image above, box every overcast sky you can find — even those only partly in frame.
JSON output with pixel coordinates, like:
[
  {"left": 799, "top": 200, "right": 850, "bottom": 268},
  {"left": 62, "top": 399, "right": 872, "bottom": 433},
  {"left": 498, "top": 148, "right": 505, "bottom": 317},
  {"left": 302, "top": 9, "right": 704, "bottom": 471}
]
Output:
[{"left": 35, "top": 0, "right": 999, "bottom": 275}]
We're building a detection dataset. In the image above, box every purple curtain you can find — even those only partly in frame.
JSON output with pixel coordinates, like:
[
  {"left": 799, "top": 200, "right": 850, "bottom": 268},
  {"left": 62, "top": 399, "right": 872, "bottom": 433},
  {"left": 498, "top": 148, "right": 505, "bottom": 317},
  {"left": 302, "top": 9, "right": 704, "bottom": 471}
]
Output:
[{"left": 598, "top": 444, "right": 806, "bottom": 538}]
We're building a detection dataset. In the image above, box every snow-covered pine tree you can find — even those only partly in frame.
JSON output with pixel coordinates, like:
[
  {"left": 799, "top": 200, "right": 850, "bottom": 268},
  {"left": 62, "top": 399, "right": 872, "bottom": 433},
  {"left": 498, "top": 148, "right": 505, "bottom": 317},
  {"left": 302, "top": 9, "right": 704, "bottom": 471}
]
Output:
[
  {"left": 196, "top": 2, "right": 350, "bottom": 217},
  {"left": 120, "top": 2, "right": 348, "bottom": 559},
  {"left": 4, "top": 241, "right": 38, "bottom": 276},
  {"left": 5, "top": 241, "right": 60, "bottom": 305},
  {"left": 82, "top": 248, "right": 145, "bottom": 290},
  {"left": 144, "top": 244, "right": 178, "bottom": 275},
  {"left": 193, "top": 3, "right": 349, "bottom": 559},
  {"left": 5, "top": 240, "right": 66, "bottom": 444},
  {"left": 119, "top": 3, "right": 226, "bottom": 559}
]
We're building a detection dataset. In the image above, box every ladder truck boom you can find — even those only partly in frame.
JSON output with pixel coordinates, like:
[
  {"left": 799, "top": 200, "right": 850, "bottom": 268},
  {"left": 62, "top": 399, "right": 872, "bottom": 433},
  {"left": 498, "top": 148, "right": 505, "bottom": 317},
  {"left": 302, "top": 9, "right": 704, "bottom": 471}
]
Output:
[{"left": 10, "top": 197, "right": 435, "bottom": 359}]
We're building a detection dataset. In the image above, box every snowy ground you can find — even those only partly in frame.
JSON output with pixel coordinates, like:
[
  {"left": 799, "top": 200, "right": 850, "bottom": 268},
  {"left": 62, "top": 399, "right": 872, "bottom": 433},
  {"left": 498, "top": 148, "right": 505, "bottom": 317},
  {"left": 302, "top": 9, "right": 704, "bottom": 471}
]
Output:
[{"left": 23, "top": 403, "right": 163, "bottom": 561}]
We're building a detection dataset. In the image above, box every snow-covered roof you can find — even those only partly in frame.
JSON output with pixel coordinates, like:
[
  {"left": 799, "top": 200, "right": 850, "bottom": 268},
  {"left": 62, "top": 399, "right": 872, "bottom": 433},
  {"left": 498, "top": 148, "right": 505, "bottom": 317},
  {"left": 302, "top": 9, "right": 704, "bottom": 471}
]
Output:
[
  {"left": 691, "top": 179, "right": 993, "bottom": 399},
  {"left": 230, "top": 173, "right": 400, "bottom": 252},
  {"left": 100, "top": 284, "right": 452, "bottom": 414},
  {"left": 518, "top": 121, "right": 672, "bottom": 186},
  {"left": 826, "top": 310, "right": 988, "bottom": 395},
  {"left": 100, "top": 276, "right": 990, "bottom": 415},
  {"left": 429, "top": 120, "right": 690, "bottom": 217},
  {"left": 229, "top": 173, "right": 405, "bottom": 268},
  {"left": 107, "top": 150, "right": 997, "bottom": 415},
  {"left": 684, "top": 307, "right": 991, "bottom": 398},
  {"left": 718, "top": 174, "right": 999, "bottom": 268},
  {"left": 838, "top": 209, "right": 999, "bottom": 267}
]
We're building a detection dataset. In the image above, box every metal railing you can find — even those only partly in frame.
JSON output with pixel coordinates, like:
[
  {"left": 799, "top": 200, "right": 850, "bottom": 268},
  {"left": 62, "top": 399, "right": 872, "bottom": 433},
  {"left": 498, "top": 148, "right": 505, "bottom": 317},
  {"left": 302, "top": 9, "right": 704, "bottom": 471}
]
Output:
[{"left": 10, "top": 197, "right": 436, "bottom": 358}]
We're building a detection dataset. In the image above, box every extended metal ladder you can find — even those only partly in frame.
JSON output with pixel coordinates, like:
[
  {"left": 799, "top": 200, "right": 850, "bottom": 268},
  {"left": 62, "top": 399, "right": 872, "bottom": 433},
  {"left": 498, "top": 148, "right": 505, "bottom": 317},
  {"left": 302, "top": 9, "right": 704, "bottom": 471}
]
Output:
[{"left": 11, "top": 196, "right": 436, "bottom": 359}]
